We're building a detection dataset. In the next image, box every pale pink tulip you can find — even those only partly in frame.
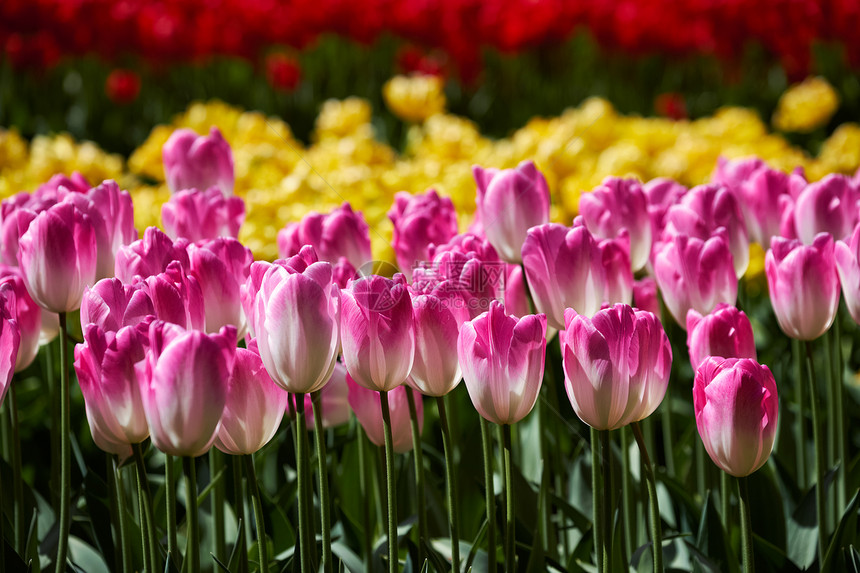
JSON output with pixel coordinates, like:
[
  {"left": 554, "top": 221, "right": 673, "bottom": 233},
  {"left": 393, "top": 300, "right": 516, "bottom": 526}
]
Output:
[
  {"left": 278, "top": 203, "right": 372, "bottom": 271},
  {"left": 163, "top": 127, "right": 234, "bottom": 195},
  {"left": 161, "top": 187, "right": 245, "bottom": 243},
  {"left": 794, "top": 174, "right": 860, "bottom": 245},
  {"left": 834, "top": 223, "right": 860, "bottom": 325},
  {"left": 580, "top": 177, "right": 652, "bottom": 271},
  {"left": 388, "top": 189, "right": 458, "bottom": 280},
  {"left": 115, "top": 226, "right": 190, "bottom": 283},
  {"left": 187, "top": 238, "right": 252, "bottom": 336},
  {"left": 80, "top": 278, "right": 154, "bottom": 333}
]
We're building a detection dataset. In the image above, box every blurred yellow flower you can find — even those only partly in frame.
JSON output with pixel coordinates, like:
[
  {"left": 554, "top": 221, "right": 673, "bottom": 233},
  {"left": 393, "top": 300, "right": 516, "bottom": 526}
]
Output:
[
  {"left": 773, "top": 76, "right": 840, "bottom": 133},
  {"left": 383, "top": 74, "right": 447, "bottom": 123}
]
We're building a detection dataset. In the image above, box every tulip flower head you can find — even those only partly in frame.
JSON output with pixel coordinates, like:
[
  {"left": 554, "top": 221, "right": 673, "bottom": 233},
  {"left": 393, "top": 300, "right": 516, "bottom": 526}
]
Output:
[
  {"left": 347, "top": 375, "right": 422, "bottom": 453},
  {"left": 686, "top": 303, "right": 757, "bottom": 369},
  {"left": 580, "top": 177, "right": 652, "bottom": 271},
  {"left": 138, "top": 261, "right": 205, "bottom": 331},
  {"left": 292, "top": 360, "right": 353, "bottom": 429},
  {"left": 834, "top": 223, "right": 860, "bottom": 325},
  {"left": 0, "top": 267, "right": 43, "bottom": 371},
  {"left": 278, "top": 203, "right": 372, "bottom": 271},
  {"left": 561, "top": 304, "right": 672, "bottom": 431},
  {"left": 0, "top": 300, "right": 20, "bottom": 409},
  {"left": 161, "top": 187, "right": 245, "bottom": 243},
  {"left": 632, "top": 277, "right": 660, "bottom": 317},
  {"left": 388, "top": 189, "right": 458, "bottom": 280},
  {"left": 115, "top": 226, "right": 190, "bottom": 284},
  {"left": 80, "top": 278, "right": 154, "bottom": 334},
  {"left": 187, "top": 237, "right": 253, "bottom": 336},
  {"left": 794, "top": 174, "right": 859, "bottom": 245},
  {"left": 458, "top": 300, "right": 546, "bottom": 425},
  {"left": 163, "top": 127, "right": 235, "bottom": 195},
  {"left": 693, "top": 357, "right": 778, "bottom": 477}
]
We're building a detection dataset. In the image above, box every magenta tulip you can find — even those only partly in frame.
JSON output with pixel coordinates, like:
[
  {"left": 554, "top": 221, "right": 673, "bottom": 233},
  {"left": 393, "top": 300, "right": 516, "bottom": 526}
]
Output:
[
  {"left": 115, "top": 226, "right": 190, "bottom": 283},
  {"left": 17, "top": 201, "right": 97, "bottom": 313},
  {"left": 598, "top": 234, "right": 633, "bottom": 306},
  {"left": 138, "top": 261, "right": 205, "bottom": 331},
  {"left": 693, "top": 357, "right": 778, "bottom": 477},
  {"left": 0, "top": 300, "right": 20, "bottom": 408},
  {"left": 214, "top": 343, "right": 287, "bottom": 455},
  {"left": 0, "top": 267, "right": 43, "bottom": 371},
  {"left": 711, "top": 156, "right": 767, "bottom": 189},
  {"left": 503, "top": 264, "right": 530, "bottom": 318},
  {"left": 163, "top": 127, "right": 234, "bottom": 195},
  {"left": 652, "top": 231, "right": 737, "bottom": 327},
  {"left": 81, "top": 278, "right": 154, "bottom": 333},
  {"left": 794, "top": 174, "right": 859, "bottom": 245},
  {"left": 730, "top": 166, "right": 804, "bottom": 248},
  {"left": 75, "top": 324, "right": 148, "bottom": 458},
  {"left": 161, "top": 187, "right": 245, "bottom": 243},
  {"left": 643, "top": 177, "right": 687, "bottom": 240},
  {"left": 561, "top": 304, "right": 672, "bottom": 430},
  {"left": 664, "top": 183, "right": 750, "bottom": 277},
  {"left": 187, "top": 237, "right": 252, "bottom": 336},
  {"left": 632, "top": 277, "right": 661, "bottom": 317},
  {"left": 580, "top": 177, "right": 652, "bottom": 271},
  {"left": 765, "top": 234, "right": 840, "bottom": 340},
  {"left": 136, "top": 321, "right": 237, "bottom": 457},
  {"left": 250, "top": 248, "right": 341, "bottom": 394},
  {"left": 388, "top": 189, "right": 458, "bottom": 279},
  {"left": 458, "top": 300, "right": 546, "bottom": 425},
  {"left": 341, "top": 274, "right": 414, "bottom": 392},
  {"left": 473, "top": 160, "right": 550, "bottom": 263},
  {"left": 835, "top": 223, "right": 860, "bottom": 325},
  {"left": 292, "top": 361, "right": 353, "bottom": 429},
  {"left": 277, "top": 203, "right": 372, "bottom": 271},
  {"left": 522, "top": 222, "right": 605, "bottom": 330},
  {"left": 686, "top": 304, "right": 757, "bottom": 369},
  {"left": 347, "top": 374, "right": 422, "bottom": 453}
]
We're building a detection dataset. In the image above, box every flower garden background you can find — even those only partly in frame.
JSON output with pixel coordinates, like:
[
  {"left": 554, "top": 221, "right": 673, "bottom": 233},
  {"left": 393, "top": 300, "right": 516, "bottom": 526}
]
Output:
[{"left": 1, "top": 2, "right": 860, "bottom": 572}]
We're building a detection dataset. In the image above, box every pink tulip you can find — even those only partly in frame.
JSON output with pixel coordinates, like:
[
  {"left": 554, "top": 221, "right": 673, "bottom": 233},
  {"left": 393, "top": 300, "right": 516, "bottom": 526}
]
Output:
[
  {"left": 643, "top": 177, "right": 687, "bottom": 240},
  {"left": 388, "top": 189, "right": 458, "bottom": 280},
  {"left": 473, "top": 160, "right": 550, "bottom": 263},
  {"left": 561, "top": 304, "right": 671, "bottom": 430},
  {"left": 835, "top": 223, "right": 860, "bottom": 325},
  {"left": 632, "top": 277, "right": 660, "bottom": 317},
  {"left": 136, "top": 321, "right": 237, "bottom": 457},
  {"left": 163, "top": 127, "right": 234, "bottom": 195},
  {"left": 75, "top": 324, "right": 148, "bottom": 458},
  {"left": 115, "top": 226, "right": 190, "bottom": 283},
  {"left": 522, "top": 222, "right": 605, "bottom": 330},
  {"left": 458, "top": 300, "right": 546, "bottom": 425},
  {"left": 347, "top": 374, "right": 421, "bottom": 453},
  {"left": 598, "top": 234, "right": 633, "bottom": 306},
  {"left": 64, "top": 180, "right": 137, "bottom": 279},
  {"left": 291, "top": 361, "right": 353, "bottom": 429},
  {"left": 503, "top": 264, "right": 530, "bottom": 318},
  {"left": 251, "top": 248, "right": 341, "bottom": 394},
  {"left": 81, "top": 278, "right": 154, "bottom": 333},
  {"left": 214, "top": 344, "right": 287, "bottom": 455},
  {"left": 187, "top": 238, "right": 253, "bottom": 336},
  {"left": 711, "top": 157, "right": 766, "bottom": 188},
  {"left": 765, "top": 234, "right": 840, "bottom": 340},
  {"left": 341, "top": 274, "right": 414, "bottom": 392},
  {"left": 794, "top": 174, "right": 860, "bottom": 245},
  {"left": 407, "top": 279, "right": 469, "bottom": 397},
  {"left": 277, "top": 203, "right": 372, "bottom": 271},
  {"left": 35, "top": 172, "right": 92, "bottom": 196},
  {"left": 0, "top": 300, "right": 20, "bottom": 408},
  {"left": 686, "top": 304, "right": 757, "bottom": 369},
  {"left": 731, "top": 166, "right": 804, "bottom": 248},
  {"left": 652, "top": 231, "right": 737, "bottom": 327},
  {"left": 138, "top": 261, "right": 205, "bottom": 331},
  {"left": 161, "top": 187, "right": 245, "bottom": 243},
  {"left": 17, "top": 201, "right": 97, "bottom": 313},
  {"left": 693, "top": 357, "right": 778, "bottom": 477},
  {"left": 0, "top": 267, "right": 43, "bottom": 371},
  {"left": 580, "top": 177, "right": 652, "bottom": 271}
]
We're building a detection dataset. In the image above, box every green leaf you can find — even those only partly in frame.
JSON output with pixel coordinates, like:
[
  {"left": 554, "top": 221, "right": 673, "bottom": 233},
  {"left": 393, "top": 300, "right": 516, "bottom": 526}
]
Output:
[
  {"left": 787, "top": 467, "right": 837, "bottom": 570},
  {"left": 821, "top": 490, "right": 860, "bottom": 573},
  {"left": 331, "top": 540, "right": 364, "bottom": 573},
  {"left": 67, "top": 536, "right": 110, "bottom": 573},
  {"left": 694, "top": 491, "right": 737, "bottom": 573}
]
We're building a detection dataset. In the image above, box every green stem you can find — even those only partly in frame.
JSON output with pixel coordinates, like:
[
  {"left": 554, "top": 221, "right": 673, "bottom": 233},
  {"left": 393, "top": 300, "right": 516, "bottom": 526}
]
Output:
[
  {"left": 721, "top": 471, "right": 731, "bottom": 529},
  {"left": 132, "top": 443, "right": 157, "bottom": 573},
  {"left": 632, "top": 422, "right": 663, "bottom": 573},
  {"left": 114, "top": 459, "right": 132, "bottom": 573},
  {"left": 165, "top": 453, "right": 178, "bottom": 563},
  {"left": 600, "top": 430, "right": 612, "bottom": 573},
  {"left": 294, "top": 394, "right": 312, "bottom": 573},
  {"left": 436, "top": 396, "right": 460, "bottom": 572},
  {"left": 311, "top": 390, "right": 333, "bottom": 573},
  {"left": 406, "top": 389, "right": 427, "bottom": 565},
  {"left": 210, "top": 449, "right": 226, "bottom": 561},
  {"left": 804, "top": 340, "right": 826, "bottom": 565},
  {"left": 232, "top": 456, "right": 249, "bottom": 573},
  {"left": 661, "top": 405, "right": 675, "bottom": 478},
  {"left": 183, "top": 457, "right": 199, "bottom": 573},
  {"left": 792, "top": 338, "right": 807, "bottom": 488},
  {"left": 738, "top": 476, "right": 754, "bottom": 573},
  {"left": 46, "top": 339, "right": 60, "bottom": 512},
  {"left": 55, "top": 312, "right": 70, "bottom": 573},
  {"left": 696, "top": 439, "right": 706, "bottom": 501},
  {"left": 502, "top": 424, "right": 515, "bottom": 572},
  {"left": 480, "top": 418, "right": 497, "bottom": 572},
  {"left": 591, "top": 427, "right": 604, "bottom": 573},
  {"left": 244, "top": 455, "right": 269, "bottom": 573},
  {"left": 380, "top": 391, "right": 399, "bottom": 573},
  {"left": 620, "top": 427, "right": 633, "bottom": 560},
  {"left": 831, "top": 317, "right": 846, "bottom": 514},
  {"left": 10, "top": 381, "right": 25, "bottom": 554},
  {"left": 357, "top": 426, "right": 373, "bottom": 570}
]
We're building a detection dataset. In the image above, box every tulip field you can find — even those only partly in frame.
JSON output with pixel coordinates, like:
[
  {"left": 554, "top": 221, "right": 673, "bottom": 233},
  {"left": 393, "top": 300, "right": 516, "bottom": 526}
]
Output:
[{"left": 2, "top": 4, "right": 860, "bottom": 573}]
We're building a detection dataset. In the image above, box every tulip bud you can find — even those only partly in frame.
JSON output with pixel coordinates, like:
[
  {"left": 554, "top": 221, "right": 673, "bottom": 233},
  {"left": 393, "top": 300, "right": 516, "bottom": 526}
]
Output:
[
  {"left": 693, "top": 357, "right": 778, "bottom": 477},
  {"left": 765, "top": 234, "right": 839, "bottom": 340},
  {"left": 522, "top": 222, "right": 605, "bottom": 330},
  {"left": 136, "top": 321, "right": 237, "bottom": 457},
  {"left": 794, "top": 174, "right": 859, "bottom": 245},
  {"left": 732, "top": 166, "right": 804, "bottom": 248},
  {"left": 347, "top": 374, "right": 422, "bottom": 453},
  {"left": 75, "top": 324, "right": 148, "bottom": 459},
  {"left": 161, "top": 187, "right": 245, "bottom": 243},
  {"left": 835, "top": 223, "right": 860, "bottom": 325},
  {"left": 187, "top": 238, "right": 252, "bottom": 336},
  {"left": 163, "top": 127, "right": 234, "bottom": 195},
  {"left": 458, "top": 300, "right": 546, "bottom": 425},
  {"left": 561, "top": 304, "right": 671, "bottom": 430},
  {"left": 214, "top": 343, "right": 288, "bottom": 455},
  {"left": 115, "top": 226, "right": 190, "bottom": 283},
  {"left": 388, "top": 189, "right": 458, "bottom": 280},
  {"left": 580, "top": 177, "right": 652, "bottom": 271},
  {"left": 17, "top": 201, "right": 98, "bottom": 313},
  {"left": 138, "top": 261, "right": 205, "bottom": 331},
  {"left": 278, "top": 203, "right": 372, "bottom": 271},
  {"left": 632, "top": 277, "right": 660, "bottom": 316},
  {"left": 81, "top": 278, "right": 154, "bottom": 333},
  {"left": 652, "top": 231, "right": 737, "bottom": 328},
  {"left": 686, "top": 304, "right": 757, "bottom": 369},
  {"left": 0, "top": 267, "right": 43, "bottom": 371},
  {"left": 473, "top": 160, "right": 550, "bottom": 264},
  {"left": 341, "top": 274, "right": 414, "bottom": 392},
  {"left": 711, "top": 156, "right": 766, "bottom": 189}
]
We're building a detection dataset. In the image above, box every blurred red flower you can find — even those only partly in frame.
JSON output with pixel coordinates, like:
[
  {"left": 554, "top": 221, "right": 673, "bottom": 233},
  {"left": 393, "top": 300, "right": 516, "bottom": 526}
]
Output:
[
  {"left": 265, "top": 52, "right": 301, "bottom": 92},
  {"left": 105, "top": 69, "right": 141, "bottom": 105}
]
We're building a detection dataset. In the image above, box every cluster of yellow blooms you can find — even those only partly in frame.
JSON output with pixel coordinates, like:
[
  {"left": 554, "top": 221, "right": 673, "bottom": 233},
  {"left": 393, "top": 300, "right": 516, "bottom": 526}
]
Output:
[{"left": 1, "top": 76, "right": 858, "bottom": 267}]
